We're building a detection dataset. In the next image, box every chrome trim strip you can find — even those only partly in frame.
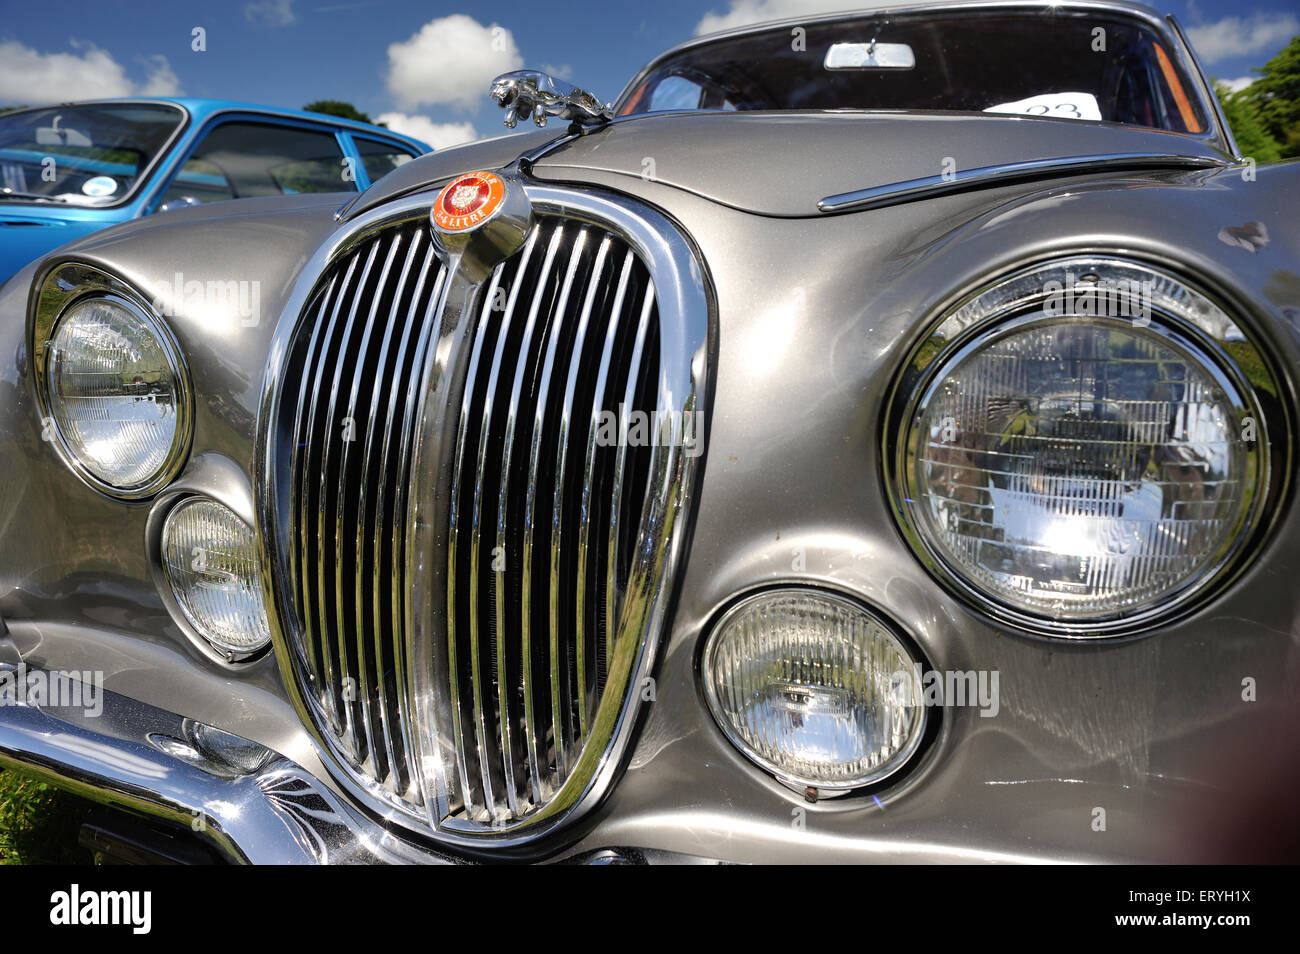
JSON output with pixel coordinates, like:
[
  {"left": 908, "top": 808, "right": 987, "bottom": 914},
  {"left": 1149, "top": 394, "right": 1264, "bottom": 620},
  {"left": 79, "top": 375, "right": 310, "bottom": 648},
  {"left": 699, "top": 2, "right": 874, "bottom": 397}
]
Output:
[
  {"left": 817, "top": 152, "right": 1227, "bottom": 213},
  {"left": 444, "top": 264, "right": 504, "bottom": 817},
  {"left": 0, "top": 663, "right": 457, "bottom": 865}
]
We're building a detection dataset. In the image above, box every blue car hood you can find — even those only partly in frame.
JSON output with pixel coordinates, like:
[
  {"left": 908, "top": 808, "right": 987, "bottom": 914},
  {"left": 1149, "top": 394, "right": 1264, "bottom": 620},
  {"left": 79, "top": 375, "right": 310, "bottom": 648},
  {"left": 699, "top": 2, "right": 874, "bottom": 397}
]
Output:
[{"left": 0, "top": 212, "right": 101, "bottom": 285}]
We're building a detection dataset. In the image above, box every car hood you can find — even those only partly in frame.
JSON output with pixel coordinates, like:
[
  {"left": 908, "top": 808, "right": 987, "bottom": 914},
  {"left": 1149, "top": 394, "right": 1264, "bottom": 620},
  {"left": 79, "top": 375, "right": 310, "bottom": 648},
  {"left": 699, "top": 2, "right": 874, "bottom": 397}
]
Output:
[{"left": 526, "top": 111, "right": 1231, "bottom": 217}]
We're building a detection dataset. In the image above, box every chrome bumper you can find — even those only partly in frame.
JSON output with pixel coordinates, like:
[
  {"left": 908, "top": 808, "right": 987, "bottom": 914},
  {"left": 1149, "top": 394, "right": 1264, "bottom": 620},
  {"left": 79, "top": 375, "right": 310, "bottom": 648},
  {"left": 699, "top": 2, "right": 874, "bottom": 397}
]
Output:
[{"left": 0, "top": 657, "right": 464, "bottom": 864}]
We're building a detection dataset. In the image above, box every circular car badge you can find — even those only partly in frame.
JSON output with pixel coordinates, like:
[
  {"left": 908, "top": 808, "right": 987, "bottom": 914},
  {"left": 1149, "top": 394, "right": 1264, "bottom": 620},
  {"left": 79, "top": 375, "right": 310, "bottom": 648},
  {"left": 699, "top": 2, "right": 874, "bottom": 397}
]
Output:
[
  {"left": 81, "top": 175, "right": 119, "bottom": 197},
  {"left": 431, "top": 171, "right": 506, "bottom": 233}
]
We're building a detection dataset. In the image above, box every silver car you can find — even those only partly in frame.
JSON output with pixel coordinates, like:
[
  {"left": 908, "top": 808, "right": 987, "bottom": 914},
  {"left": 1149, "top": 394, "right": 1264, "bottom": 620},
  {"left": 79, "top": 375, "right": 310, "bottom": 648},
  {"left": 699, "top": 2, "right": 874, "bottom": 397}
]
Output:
[{"left": 1, "top": 0, "right": 1295, "bottom": 864}]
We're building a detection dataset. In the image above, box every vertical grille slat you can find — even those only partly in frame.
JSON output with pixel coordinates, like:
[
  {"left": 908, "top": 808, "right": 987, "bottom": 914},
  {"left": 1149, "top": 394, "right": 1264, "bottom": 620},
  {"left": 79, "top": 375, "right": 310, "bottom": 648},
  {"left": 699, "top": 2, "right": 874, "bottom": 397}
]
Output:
[
  {"left": 607, "top": 286, "right": 656, "bottom": 667},
  {"left": 523, "top": 226, "right": 593, "bottom": 797},
  {"left": 574, "top": 250, "right": 636, "bottom": 744},
  {"left": 289, "top": 275, "right": 337, "bottom": 686},
  {"left": 467, "top": 227, "right": 542, "bottom": 818},
  {"left": 493, "top": 223, "right": 566, "bottom": 817},
  {"left": 356, "top": 231, "right": 433, "bottom": 799},
  {"left": 337, "top": 233, "right": 403, "bottom": 779},
  {"left": 320, "top": 238, "right": 382, "bottom": 761},
  {"left": 276, "top": 201, "right": 691, "bottom": 835},
  {"left": 384, "top": 244, "right": 447, "bottom": 805},
  {"left": 546, "top": 234, "right": 612, "bottom": 781},
  {"left": 300, "top": 254, "right": 361, "bottom": 730}
]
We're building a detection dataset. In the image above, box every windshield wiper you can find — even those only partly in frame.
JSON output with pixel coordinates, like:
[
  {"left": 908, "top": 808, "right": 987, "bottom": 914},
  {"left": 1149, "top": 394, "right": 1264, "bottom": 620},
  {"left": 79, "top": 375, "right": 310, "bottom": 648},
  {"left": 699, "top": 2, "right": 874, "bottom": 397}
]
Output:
[{"left": 0, "top": 188, "right": 68, "bottom": 203}]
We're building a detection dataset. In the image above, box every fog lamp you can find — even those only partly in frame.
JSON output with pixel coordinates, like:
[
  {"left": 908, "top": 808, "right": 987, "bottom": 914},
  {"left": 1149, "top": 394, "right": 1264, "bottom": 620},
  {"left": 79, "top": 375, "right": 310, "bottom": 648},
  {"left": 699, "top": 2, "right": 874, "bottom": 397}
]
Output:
[
  {"left": 702, "top": 589, "right": 927, "bottom": 790},
  {"left": 161, "top": 498, "right": 270, "bottom": 655}
]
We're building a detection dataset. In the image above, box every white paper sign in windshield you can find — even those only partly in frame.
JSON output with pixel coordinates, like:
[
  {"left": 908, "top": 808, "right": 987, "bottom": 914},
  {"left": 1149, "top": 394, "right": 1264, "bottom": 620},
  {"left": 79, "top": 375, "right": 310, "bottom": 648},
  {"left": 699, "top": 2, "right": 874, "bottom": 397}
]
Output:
[{"left": 984, "top": 92, "right": 1103, "bottom": 122}]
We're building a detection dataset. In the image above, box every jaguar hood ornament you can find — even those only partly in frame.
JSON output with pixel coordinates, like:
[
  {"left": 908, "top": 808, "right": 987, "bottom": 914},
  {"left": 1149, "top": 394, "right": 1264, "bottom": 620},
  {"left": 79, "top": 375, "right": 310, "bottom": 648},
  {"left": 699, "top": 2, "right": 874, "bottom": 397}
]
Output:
[{"left": 489, "top": 70, "right": 613, "bottom": 130}]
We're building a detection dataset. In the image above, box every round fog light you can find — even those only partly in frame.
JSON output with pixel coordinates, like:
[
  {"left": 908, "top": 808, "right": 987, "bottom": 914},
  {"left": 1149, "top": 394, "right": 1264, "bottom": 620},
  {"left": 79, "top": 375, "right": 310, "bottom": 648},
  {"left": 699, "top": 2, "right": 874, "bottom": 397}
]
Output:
[
  {"left": 702, "top": 589, "right": 927, "bottom": 790},
  {"left": 161, "top": 498, "right": 271, "bottom": 655}
]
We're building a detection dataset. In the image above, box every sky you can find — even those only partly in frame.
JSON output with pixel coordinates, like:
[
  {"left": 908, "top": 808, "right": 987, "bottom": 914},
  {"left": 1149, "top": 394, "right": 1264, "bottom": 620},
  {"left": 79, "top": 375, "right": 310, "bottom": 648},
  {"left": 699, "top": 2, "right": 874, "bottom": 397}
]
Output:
[{"left": 0, "top": 0, "right": 1296, "bottom": 148}]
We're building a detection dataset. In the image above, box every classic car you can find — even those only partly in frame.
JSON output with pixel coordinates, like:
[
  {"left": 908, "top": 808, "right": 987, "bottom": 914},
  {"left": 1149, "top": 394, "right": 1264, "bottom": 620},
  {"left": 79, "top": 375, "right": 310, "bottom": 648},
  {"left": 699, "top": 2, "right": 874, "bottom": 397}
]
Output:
[
  {"left": 0, "top": 98, "right": 430, "bottom": 283},
  {"left": 0, "top": 0, "right": 1296, "bottom": 864}
]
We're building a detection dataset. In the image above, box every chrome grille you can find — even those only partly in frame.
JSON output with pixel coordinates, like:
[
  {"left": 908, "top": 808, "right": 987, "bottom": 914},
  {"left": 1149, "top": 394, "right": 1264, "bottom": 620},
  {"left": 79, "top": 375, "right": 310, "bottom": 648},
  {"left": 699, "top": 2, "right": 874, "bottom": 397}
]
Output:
[
  {"left": 445, "top": 221, "right": 658, "bottom": 821},
  {"left": 272, "top": 193, "right": 694, "bottom": 840},
  {"left": 284, "top": 221, "right": 445, "bottom": 807}
]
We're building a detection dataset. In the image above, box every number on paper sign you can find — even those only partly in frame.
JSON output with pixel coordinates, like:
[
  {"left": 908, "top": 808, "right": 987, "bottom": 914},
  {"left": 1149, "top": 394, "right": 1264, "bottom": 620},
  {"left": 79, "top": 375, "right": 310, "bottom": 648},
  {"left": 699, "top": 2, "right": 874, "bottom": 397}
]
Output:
[{"left": 984, "top": 92, "right": 1103, "bottom": 122}]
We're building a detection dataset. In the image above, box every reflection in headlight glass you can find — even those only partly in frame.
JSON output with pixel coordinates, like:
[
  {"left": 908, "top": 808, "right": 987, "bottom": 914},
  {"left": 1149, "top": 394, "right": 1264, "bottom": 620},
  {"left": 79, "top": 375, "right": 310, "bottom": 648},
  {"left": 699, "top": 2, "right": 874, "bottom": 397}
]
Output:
[{"left": 909, "top": 317, "right": 1247, "bottom": 619}]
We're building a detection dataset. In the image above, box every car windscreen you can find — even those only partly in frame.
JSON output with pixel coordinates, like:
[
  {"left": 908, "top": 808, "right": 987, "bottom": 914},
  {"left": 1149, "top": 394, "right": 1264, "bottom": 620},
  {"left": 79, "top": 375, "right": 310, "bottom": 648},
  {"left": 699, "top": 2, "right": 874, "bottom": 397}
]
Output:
[
  {"left": 0, "top": 103, "right": 183, "bottom": 206},
  {"left": 619, "top": 11, "right": 1209, "bottom": 134}
]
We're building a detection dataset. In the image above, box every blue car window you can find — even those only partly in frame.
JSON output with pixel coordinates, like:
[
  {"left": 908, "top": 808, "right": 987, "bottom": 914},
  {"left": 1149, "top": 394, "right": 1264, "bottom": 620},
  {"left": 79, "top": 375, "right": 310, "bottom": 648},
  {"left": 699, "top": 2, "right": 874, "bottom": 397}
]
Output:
[
  {"left": 159, "top": 121, "right": 354, "bottom": 206},
  {"left": 353, "top": 136, "right": 419, "bottom": 185},
  {"left": 0, "top": 103, "right": 182, "bottom": 207}
]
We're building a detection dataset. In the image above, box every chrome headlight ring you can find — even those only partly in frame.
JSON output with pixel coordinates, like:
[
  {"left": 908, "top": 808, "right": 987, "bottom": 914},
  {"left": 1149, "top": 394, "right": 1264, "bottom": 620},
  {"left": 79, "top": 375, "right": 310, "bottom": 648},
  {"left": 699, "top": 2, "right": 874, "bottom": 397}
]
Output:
[
  {"left": 31, "top": 262, "right": 193, "bottom": 500},
  {"left": 884, "top": 255, "right": 1289, "bottom": 638}
]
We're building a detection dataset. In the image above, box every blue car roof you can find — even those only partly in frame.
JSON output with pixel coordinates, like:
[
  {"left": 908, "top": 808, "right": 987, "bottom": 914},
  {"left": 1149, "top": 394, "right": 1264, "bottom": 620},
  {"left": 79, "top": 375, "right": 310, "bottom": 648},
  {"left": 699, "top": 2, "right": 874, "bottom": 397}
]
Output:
[{"left": 28, "top": 97, "right": 432, "bottom": 154}]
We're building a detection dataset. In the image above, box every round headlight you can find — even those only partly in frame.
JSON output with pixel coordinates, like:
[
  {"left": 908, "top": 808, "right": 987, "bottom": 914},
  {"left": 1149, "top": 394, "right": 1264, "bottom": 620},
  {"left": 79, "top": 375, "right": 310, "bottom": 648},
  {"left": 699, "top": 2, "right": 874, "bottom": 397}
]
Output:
[
  {"left": 890, "top": 257, "right": 1275, "bottom": 633},
  {"left": 46, "top": 294, "right": 188, "bottom": 495},
  {"left": 161, "top": 498, "right": 270, "bottom": 655},
  {"left": 703, "top": 590, "right": 928, "bottom": 791}
]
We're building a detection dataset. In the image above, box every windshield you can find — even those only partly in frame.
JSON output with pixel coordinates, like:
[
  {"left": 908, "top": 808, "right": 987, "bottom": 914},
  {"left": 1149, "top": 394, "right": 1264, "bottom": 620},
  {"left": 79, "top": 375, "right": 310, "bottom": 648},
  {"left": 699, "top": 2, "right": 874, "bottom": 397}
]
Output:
[
  {"left": 0, "top": 103, "right": 184, "bottom": 206},
  {"left": 619, "top": 11, "right": 1208, "bottom": 134}
]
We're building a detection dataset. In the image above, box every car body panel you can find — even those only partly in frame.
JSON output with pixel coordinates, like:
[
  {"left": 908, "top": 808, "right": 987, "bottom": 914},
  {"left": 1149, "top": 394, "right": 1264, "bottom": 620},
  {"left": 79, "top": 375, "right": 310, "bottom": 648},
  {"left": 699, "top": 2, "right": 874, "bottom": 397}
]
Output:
[
  {"left": 0, "top": 1, "right": 1296, "bottom": 862},
  {"left": 528, "top": 111, "right": 1232, "bottom": 217}
]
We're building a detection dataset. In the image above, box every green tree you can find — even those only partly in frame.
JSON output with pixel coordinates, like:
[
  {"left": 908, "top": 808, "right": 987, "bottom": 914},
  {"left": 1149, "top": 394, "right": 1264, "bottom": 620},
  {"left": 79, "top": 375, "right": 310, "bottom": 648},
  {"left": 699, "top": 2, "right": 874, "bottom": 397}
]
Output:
[
  {"left": 1241, "top": 35, "right": 1300, "bottom": 158},
  {"left": 302, "top": 100, "right": 385, "bottom": 126},
  {"left": 1214, "top": 81, "right": 1283, "bottom": 162}
]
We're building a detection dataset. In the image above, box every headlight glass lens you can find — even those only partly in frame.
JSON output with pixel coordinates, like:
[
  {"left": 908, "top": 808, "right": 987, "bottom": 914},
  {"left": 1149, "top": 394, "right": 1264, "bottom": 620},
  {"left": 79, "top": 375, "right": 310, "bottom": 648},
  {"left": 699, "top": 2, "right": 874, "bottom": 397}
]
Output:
[
  {"left": 703, "top": 590, "right": 927, "bottom": 790},
  {"left": 901, "top": 264, "right": 1261, "bottom": 625},
  {"left": 47, "top": 295, "right": 185, "bottom": 492},
  {"left": 161, "top": 498, "right": 270, "bottom": 654}
]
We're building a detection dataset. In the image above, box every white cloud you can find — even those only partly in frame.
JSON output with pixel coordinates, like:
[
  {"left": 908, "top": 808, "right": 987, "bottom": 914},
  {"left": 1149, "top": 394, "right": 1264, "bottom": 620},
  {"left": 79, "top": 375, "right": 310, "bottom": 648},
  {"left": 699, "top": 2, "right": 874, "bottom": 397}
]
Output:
[
  {"left": 386, "top": 14, "right": 523, "bottom": 110},
  {"left": 1186, "top": 12, "right": 1299, "bottom": 65},
  {"left": 375, "top": 112, "right": 477, "bottom": 150},
  {"left": 244, "top": 0, "right": 296, "bottom": 27},
  {"left": 1220, "top": 76, "right": 1256, "bottom": 93},
  {"left": 695, "top": 0, "right": 886, "bottom": 36},
  {"left": 138, "top": 54, "right": 183, "bottom": 96},
  {"left": 540, "top": 63, "right": 575, "bottom": 81},
  {"left": 0, "top": 41, "right": 183, "bottom": 105}
]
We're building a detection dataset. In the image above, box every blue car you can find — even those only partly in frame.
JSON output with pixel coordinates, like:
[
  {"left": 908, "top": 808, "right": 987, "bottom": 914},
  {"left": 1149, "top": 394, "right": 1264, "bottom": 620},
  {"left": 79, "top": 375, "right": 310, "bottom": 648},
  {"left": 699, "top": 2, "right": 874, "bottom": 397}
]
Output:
[{"left": 0, "top": 98, "right": 430, "bottom": 282}]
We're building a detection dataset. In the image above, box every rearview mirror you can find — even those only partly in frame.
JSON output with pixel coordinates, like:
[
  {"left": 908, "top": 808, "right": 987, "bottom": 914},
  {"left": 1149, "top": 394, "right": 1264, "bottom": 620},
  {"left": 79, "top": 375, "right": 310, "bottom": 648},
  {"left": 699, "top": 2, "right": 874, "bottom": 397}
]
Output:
[
  {"left": 824, "top": 42, "right": 915, "bottom": 70},
  {"left": 35, "top": 115, "right": 94, "bottom": 147}
]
